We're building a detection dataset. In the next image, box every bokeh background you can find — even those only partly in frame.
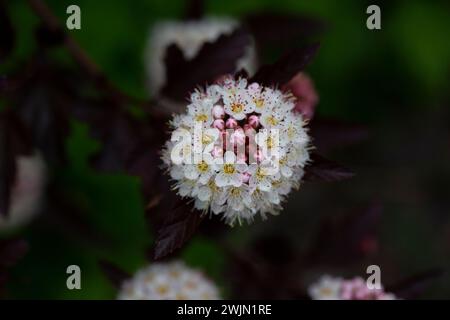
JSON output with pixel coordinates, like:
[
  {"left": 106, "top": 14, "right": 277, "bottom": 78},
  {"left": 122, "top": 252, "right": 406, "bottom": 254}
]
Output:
[{"left": 1, "top": 0, "right": 450, "bottom": 299}]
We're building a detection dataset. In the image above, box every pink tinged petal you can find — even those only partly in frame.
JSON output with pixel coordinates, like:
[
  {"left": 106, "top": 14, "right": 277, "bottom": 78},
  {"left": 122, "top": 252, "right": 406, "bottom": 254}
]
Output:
[
  {"left": 283, "top": 72, "right": 319, "bottom": 120},
  {"left": 240, "top": 172, "right": 251, "bottom": 183},
  {"left": 212, "top": 105, "right": 225, "bottom": 119},
  {"left": 248, "top": 82, "right": 260, "bottom": 92}
]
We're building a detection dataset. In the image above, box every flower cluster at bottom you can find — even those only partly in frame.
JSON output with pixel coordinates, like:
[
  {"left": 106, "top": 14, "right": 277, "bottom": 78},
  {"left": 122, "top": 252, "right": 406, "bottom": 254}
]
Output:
[
  {"left": 161, "top": 77, "right": 311, "bottom": 226},
  {"left": 117, "top": 261, "right": 220, "bottom": 300},
  {"left": 308, "top": 275, "right": 397, "bottom": 300}
]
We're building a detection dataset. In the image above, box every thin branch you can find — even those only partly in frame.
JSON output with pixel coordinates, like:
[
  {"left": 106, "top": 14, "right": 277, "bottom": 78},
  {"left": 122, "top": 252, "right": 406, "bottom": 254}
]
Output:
[{"left": 27, "top": 0, "right": 164, "bottom": 117}]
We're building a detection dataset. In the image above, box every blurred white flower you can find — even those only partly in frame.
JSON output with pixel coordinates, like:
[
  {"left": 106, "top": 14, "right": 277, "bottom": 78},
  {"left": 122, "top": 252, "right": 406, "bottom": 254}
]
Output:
[
  {"left": 161, "top": 77, "right": 311, "bottom": 226},
  {"left": 308, "top": 275, "right": 397, "bottom": 300},
  {"left": 0, "top": 153, "right": 46, "bottom": 231},
  {"left": 145, "top": 17, "right": 258, "bottom": 108},
  {"left": 117, "top": 261, "right": 220, "bottom": 300}
]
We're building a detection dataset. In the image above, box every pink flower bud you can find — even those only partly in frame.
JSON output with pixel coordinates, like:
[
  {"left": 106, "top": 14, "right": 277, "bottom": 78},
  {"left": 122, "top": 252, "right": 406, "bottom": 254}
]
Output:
[
  {"left": 282, "top": 72, "right": 319, "bottom": 120},
  {"left": 212, "top": 105, "right": 225, "bottom": 119},
  {"left": 248, "top": 115, "right": 260, "bottom": 128},
  {"left": 240, "top": 172, "right": 251, "bottom": 183},
  {"left": 248, "top": 82, "right": 260, "bottom": 93},
  {"left": 212, "top": 146, "right": 223, "bottom": 158},
  {"left": 243, "top": 124, "right": 255, "bottom": 137},
  {"left": 226, "top": 118, "right": 238, "bottom": 129},
  {"left": 212, "top": 119, "right": 225, "bottom": 130},
  {"left": 254, "top": 150, "right": 265, "bottom": 163},
  {"left": 230, "top": 127, "right": 246, "bottom": 146}
]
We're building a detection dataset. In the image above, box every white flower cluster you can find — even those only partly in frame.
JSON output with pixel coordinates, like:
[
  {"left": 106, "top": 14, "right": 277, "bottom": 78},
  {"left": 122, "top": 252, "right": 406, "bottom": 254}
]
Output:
[
  {"left": 145, "top": 17, "right": 257, "bottom": 98},
  {"left": 117, "top": 261, "right": 220, "bottom": 300},
  {"left": 161, "top": 77, "right": 311, "bottom": 225},
  {"left": 308, "top": 275, "right": 397, "bottom": 300},
  {"left": 0, "top": 154, "right": 46, "bottom": 231}
]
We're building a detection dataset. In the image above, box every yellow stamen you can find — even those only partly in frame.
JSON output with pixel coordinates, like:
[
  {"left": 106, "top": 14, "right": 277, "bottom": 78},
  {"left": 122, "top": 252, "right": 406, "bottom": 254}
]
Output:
[
  {"left": 196, "top": 114, "right": 208, "bottom": 122},
  {"left": 224, "top": 164, "right": 235, "bottom": 174},
  {"left": 231, "top": 103, "right": 243, "bottom": 113},
  {"left": 197, "top": 161, "right": 209, "bottom": 172},
  {"left": 230, "top": 187, "right": 241, "bottom": 196},
  {"left": 254, "top": 98, "right": 264, "bottom": 108}
]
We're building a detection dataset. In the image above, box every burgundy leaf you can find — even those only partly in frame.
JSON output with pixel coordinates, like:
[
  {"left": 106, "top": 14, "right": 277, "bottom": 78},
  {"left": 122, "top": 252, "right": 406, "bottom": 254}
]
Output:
[
  {"left": 245, "top": 12, "right": 326, "bottom": 49},
  {"left": 387, "top": 269, "right": 445, "bottom": 299},
  {"left": 151, "top": 196, "right": 204, "bottom": 260},
  {"left": 310, "top": 118, "right": 369, "bottom": 153},
  {"left": 303, "top": 152, "right": 354, "bottom": 182},
  {"left": 161, "top": 28, "right": 251, "bottom": 101},
  {"left": 99, "top": 260, "right": 130, "bottom": 290},
  {"left": 249, "top": 43, "right": 320, "bottom": 87}
]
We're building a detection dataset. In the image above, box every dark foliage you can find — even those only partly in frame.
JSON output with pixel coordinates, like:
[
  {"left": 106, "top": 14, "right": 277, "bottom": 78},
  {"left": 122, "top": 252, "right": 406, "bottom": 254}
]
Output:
[
  {"left": 249, "top": 43, "right": 320, "bottom": 87},
  {"left": 303, "top": 152, "right": 354, "bottom": 182},
  {"left": 245, "top": 12, "right": 326, "bottom": 50},
  {"left": 0, "top": 238, "right": 28, "bottom": 296},
  {"left": 99, "top": 260, "right": 130, "bottom": 290},
  {"left": 161, "top": 28, "right": 251, "bottom": 101}
]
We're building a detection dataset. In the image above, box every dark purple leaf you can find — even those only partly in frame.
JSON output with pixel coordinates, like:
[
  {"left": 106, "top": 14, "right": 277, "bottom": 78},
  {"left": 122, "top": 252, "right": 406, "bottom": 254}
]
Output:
[
  {"left": 249, "top": 43, "right": 320, "bottom": 87},
  {"left": 303, "top": 152, "right": 354, "bottom": 182},
  {"left": 245, "top": 12, "right": 326, "bottom": 49},
  {"left": 387, "top": 269, "right": 445, "bottom": 299},
  {"left": 151, "top": 196, "right": 204, "bottom": 260},
  {"left": 99, "top": 260, "right": 130, "bottom": 290},
  {"left": 310, "top": 118, "right": 369, "bottom": 153},
  {"left": 161, "top": 28, "right": 251, "bottom": 101}
]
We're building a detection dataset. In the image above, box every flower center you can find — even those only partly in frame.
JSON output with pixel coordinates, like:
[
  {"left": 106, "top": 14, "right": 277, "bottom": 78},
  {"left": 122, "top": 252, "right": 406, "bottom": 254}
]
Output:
[
  {"left": 230, "top": 187, "right": 241, "bottom": 196},
  {"left": 320, "top": 287, "right": 333, "bottom": 296},
  {"left": 272, "top": 180, "right": 282, "bottom": 188},
  {"left": 208, "top": 179, "right": 218, "bottom": 191},
  {"left": 231, "top": 103, "right": 243, "bottom": 113},
  {"left": 224, "top": 164, "right": 235, "bottom": 174},
  {"left": 196, "top": 114, "right": 208, "bottom": 122},
  {"left": 197, "top": 161, "right": 209, "bottom": 172},
  {"left": 256, "top": 168, "right": 268, "bottom": 179},
  {"left": 157, "top": 285, "right": 169, "bottom": 295},
  {"left": 267, "top": 136, "right": 276, "bottom": 149},
  {"left": 202, "top": 134, "right": 213, "bottom": 145},
  {"left": 266, "top": 116, "right": 278, "bottom": 126},
  {"left": 254, "top": 98, "right": 264, "bottom": 108},
  {"left": 287, "top": 126, "right": 296, "bottom": 139}
]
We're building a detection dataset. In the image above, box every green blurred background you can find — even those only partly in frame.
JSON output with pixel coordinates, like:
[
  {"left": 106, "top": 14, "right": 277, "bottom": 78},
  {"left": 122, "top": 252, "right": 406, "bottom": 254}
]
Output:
[{"left": 2, "top": 0, "right": 450, "bottom": 299}]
